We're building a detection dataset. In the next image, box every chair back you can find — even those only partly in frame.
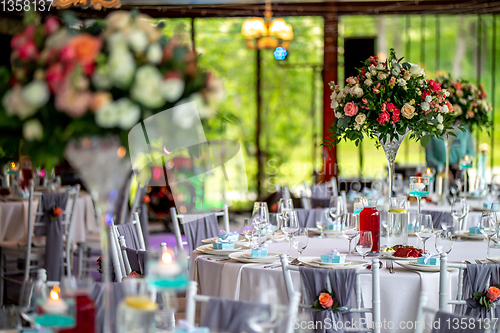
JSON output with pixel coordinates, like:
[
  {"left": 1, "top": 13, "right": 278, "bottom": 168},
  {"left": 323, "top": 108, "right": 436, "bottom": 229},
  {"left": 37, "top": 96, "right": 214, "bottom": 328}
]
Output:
[
  {"left": 127, "top": 182, "right": 146, "bottom": 225},
  {"left": 170, "top": 205, "right": 230, "bottom": 254},
  {"left": 186, "top": 281, "right": 300, "bottom": 333},
  {"left": 439, "top": 253, "right": 468, "bottom": 312},
  {"left": 279, "top": 254, "right": 380, "bottom": 333}
]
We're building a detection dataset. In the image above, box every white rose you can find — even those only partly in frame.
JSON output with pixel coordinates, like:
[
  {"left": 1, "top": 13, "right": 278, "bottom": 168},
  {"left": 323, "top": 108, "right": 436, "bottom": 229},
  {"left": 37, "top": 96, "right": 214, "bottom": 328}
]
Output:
[
  {"left": 131, "top": 65, "right": 164, "bottom": 108},
  {"left": 92, "top": 66, "right": 112, "bottom": 90},
  {"left": 107, "top": 32, "right": 127, "bottom": 51},
  {"left": 401, "top": 104, "right": 416, "bottom": 119},
  {"left": 343, "top": 86, "right": 350, "bottom": 94},
  {"left": 391, "top": 68, "right": 400, "bottom": 76},
  {"left": 368, "top": 65, "right": 376, "bottom": 72},
  {"left": 109, "top": 46, "right": 136, "bottom": 89},
  {"left": 95, "top": 102, "right": 119, "bottom": 128},
  {"left": 409, "top": 63, "right": 425, "bottom": 77},
  {"left": 128, "top": 29, "right": 148, "bottom": 53},
  {"left": 418, "top": 79, "right": 424, "bottom": 86},
  {"left": 350, "top": 85, "right": 363, "bottom": 98},
  {"left": 2, "top": 85, "right": 36, "bottom": 120},
  {"left": 106, "top": 10, "right": 131, "bottom": 31},
  {"left": 161, "top": 78, "right": 185, "bottom": 102},
  {"left": 441, "top": 105, "right": 449, "bottom": 113},
  {"left": 376, "top": 63, "right": 384, "bottom": 70},
  {"left": 335, "top": 112, "right": 343, "bottom": 119},
  {"left": 22, "top": 80, "right": 49, "bottom": 108},
  {"left": 437, "top": 114, "right": 443, "bottom": 123},
  {"left": 425, "top": 95, "right": 432, "bottom": 103},
  {"left": 337, "top": 91, "right": 345, "bottom": 100},
  {"left": 398, "top": 78, "right": 407, "bottom": 86},
  {"left": 355, "top": 114, "right": 366, "bottom": 125},
  {"left": 115, "top": 98, "right": 141, "bottom": 129},
  {"left": 147, "top": 43, "right": 163, "bottom": 64},
  {"left": 330, "top": 91, "right": 337, "bottom": 100},
  {"left": 445, "top": 90, "right": 450, "bottom": 97},
  {"left": 354, "top": 123, "right": 360, "bottom": 130},
  {"left": 22, "top": 119, "right": 43, "bottom": 141},
  {"left": 377, "top": 72, "right": 387, "bottom": 80},
  {"left": 331, "top": 100, "right": 339, "bottom": 110},
  {"left": 437, "top": 124, "right": 444, "bottom": 130},
  {"left": 364, "top": 79, "right": 373, "bottom": 87},
  {"left": 421, "top": 101, "right": 430, "bottom": 111},
  {"left": 370, "top": 70, "right": 377, "bottom": 76},
  {"left": 459, "top": 98, "right": 467, "bottom": 104},
  {"left": 365, "top": 73, "right": 371, "bottom": 79}
]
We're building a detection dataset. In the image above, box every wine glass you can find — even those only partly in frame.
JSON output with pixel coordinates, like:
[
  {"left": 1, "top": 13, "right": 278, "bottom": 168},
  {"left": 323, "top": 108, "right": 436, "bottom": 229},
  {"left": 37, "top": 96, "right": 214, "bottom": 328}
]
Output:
[
  {"left": 393, "top": 174, "right": 404, "bottom": 196},
  {"left": 451, "top": 197, "right": 468, "bottom": 239},
  {"left": 341, "top": 213, "right": 359, "bottom": 260},
  {"left": 440, "top": 218, "right": 455, "bottom": 234},
  {"left": 282, "top": 210, "right": 299, "bottom": 256},
  {"left": 356, "top": 231, "right": 373, "bottom": 260},
  {"left": 292, "top": 229, "right": 309, "bottom": 257},
  {"left": 415, "top": 214, "right": 434, "bottom": 254},
  {"left": 268, "top": 213, "right": 282, "bottom": 243},
  {"left": 315, "top": 209, "right": 330, "bottom": 238},
  {"left": 435, "top": 231, "right": 453, "bottom": 254},
  {"left": 329, "top": 195, "right": 345, "bottom": 222},
  {"left": 252, "top": 202, "right": 269, "bottom": 231},
  {"left": 243, "top": 218, "right": 254, "bottom": 242},
  {"left": 278, "top": 198, "right": 294, "bottom": 213},
  {"left": 250, "top": 229, "right": 267, "bottom": 248},
  {"left": 480, "top": 212, "right": 498, "bottom": 257},
  {"left": 491, "top": 175, "right": 500, "bottom": 196}
]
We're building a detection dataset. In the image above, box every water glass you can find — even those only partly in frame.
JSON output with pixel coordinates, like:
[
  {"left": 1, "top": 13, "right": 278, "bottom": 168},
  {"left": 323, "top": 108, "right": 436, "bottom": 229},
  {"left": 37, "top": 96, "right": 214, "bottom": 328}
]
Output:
[
  {"left": 356, "top": 231, "right": 373, "bottom": 260},
  {"left": 480, "top": 212, "right": 498, "bottom": 257},
  {"left": 252, "top": 202, "right": 269, "bottom": 231},
  {"left": 451, "top": 197, "right": 468, "bottom": 238},
  {"left": 435, "top": 231, "right": 453, "bottom": 254},
  {"left": 415, "top": 214, "right": 434, "bottom": 254},
  {"left": 292, "top": 229, "right": 309, "bottom": 257},
  {"left": 341, "top": 213, "right": 359, "bottom": 260},
  {"left": 243, "top": 218, "right": 254, "bottom": 241},
  {"left": 278, "top": 198, "right": 294, "bottom": 214},
  {"left": 440, "top": 219, "right": 455, "bottom": 233},
  {"left": 329, "top": 195, "right": 345, "bottom": 221},
  {"left": 250, "top": 229, "right": 267, "bottom": 248},
  {"left": 282, "top": 210, "right": 299, "bottom": 256},
  {"left": 315, "top": 209, "right": 330, "bottom": 238},
  {"left": 268, "top": 213, "right": 282, "bottom": 242}
]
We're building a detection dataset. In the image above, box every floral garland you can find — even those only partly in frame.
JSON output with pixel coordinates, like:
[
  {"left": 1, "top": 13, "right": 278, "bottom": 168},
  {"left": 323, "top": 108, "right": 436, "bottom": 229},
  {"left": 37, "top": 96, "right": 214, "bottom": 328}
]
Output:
[
  {"left": 0, "top": 11, "right": 221, "bottom": 169},
  {"left": 312, "top": 290, "right": 341, "bottom": 312},
  {"left": 325, "top": 49, "right": 454, "bottom": 148},
  {"left": 473, "top": 285, "right": 500, "bottom": 312},
  {"left": 437, "top": 75, "right": 492, "bottom": 130}
]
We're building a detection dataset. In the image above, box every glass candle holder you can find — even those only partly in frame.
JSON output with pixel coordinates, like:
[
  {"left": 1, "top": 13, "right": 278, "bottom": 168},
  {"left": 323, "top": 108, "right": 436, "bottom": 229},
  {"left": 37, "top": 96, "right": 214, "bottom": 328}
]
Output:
[
  {"left": 146, "top": 248, "right": 188, "bottom": 291},
  {"left": 34, "top": 286, "right": 76, "bottom": 329},
  {"left": 409, "top": 176, "right": 430, "bottom": 216}
]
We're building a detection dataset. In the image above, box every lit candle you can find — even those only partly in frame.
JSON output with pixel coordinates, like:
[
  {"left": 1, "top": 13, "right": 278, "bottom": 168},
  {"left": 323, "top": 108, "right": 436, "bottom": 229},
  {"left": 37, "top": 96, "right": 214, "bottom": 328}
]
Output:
[
  {"left": 156, "top": 249, "right": 181, "bottom": 277},
  {"left": 426, "top": 168, "right": 432, "bottom": 176},
  {"left": 42, "top": 287, "right": 68, "bottom": 314},
  {"left": 414, "top": 179, "right": 425, "bottom": 191},
  {"left": 464, "top": 155, "right": 470, "bottom": 162}
]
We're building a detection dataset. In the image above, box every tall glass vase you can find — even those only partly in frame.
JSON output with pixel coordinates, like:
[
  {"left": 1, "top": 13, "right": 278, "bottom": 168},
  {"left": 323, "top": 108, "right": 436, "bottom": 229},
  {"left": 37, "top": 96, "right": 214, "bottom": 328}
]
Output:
[
  {"left": 65, "top": 136, "right": 131, "bottom": 333},
  {"left": 443, "top": 124, "right": 461, "bottom": 198},
  {"left": 378, "top": 130, "right": 409, "bottom": 201}
]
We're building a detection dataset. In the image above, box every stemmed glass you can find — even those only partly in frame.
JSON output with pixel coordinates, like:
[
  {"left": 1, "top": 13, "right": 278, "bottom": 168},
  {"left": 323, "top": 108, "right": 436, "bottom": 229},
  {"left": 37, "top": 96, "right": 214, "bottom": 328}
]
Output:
[
  {"left": 268, "top": 213, "right": 282, "bottom": 243},
  {"left": 278, "top": 198, "right": 294, "bottom": 213},
  {"left": 356, "top": 231, "right": 373, "bottom": 260},
  {"left": 435, "top": 231, "right": 453, "bottom": 254},
  {"left": 440, "top": 218, "right": 455, "bottom": 234},
  {"left": 409, "top": 177, "right": 430, "bottom": 217},
  {"left": 247, "top": 288, "right": 282, "bottom": 332},
  {"left": 243, "top": 218, "right": 254, "bottom": 242},
  {"left": 393, "top": 174, "right": 404, "bottom": 196},
  {"left": 292, "top": 229, "right": 309, "bottom": 257},
  {"left": 282, "top": 210, "right": 299, "bottom": 256},
  {"left": 451, "top": 197, "right": 468, "bottom": 239},
  {"left": 491, "top": 175, "right": 500, "bottom": 196},
  {"left": 480, "top": 212, "right": 498, "bottom": 257},
  {"left": 329, "top": 195, "right": 345, "bottom": 222},
  {"left": 252, "top": 202, "right": 269, "bottom": 231},
  {"left": 415, "top": 214, "right": 434, "bottom": 254},
  {"left": 315, "top": 209, "right": 330, "bottom": 238},
  {"left": 341, "top": 213, "right": 359, "bottom": 260}
]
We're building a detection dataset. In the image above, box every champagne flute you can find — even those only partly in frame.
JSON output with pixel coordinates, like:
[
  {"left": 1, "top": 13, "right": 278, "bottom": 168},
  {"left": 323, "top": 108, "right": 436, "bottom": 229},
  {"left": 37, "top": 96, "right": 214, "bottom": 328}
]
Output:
[
  {"left": 435, "top": 231, "right": 453, "bottom": 254},
  {"left": 341, "top": 213, "right": 359, "bottom": 260},
  {"left": 282, "top": 210, "right": 299, "bottom": 256},
  {"left": 451, "top": 197, "right": 468, "bottom": 239},
  {"left": 415, "top": 214, "right": 434, "bottom": 254},
  {"left": 480, "top": 212, "right": 498, "bottom": 257},
  {"left": 292, "top": 229, "right": 309, "bottom": 257},
  {"left": 356, "top": 231, "right": 373, "bottom": 260},
  {"left": 252, "top": 202, "right": 269, "bottom": 231}
]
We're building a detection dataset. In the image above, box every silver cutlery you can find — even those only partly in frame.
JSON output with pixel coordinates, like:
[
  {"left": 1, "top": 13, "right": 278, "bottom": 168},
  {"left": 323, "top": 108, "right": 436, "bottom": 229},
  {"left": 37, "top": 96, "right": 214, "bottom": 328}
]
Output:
[
  {"left": 387, "top": 261, "right": 395, "bottom": 274},
  {"left": 263, "top": 264, "right": 281, "bottom": 269}
]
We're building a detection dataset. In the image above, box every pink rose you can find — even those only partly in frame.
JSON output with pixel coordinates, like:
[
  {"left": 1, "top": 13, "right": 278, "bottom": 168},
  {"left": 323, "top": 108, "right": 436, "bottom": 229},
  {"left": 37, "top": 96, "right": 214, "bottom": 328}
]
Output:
[
  {"left": 10, "top": 34, "right": 25, "bottom": 50},
  {"left": 373, "top": 88, "right": 380, "bottom": 94},
  {"left": 60, "top": 45, "right": 77, "bottom": 63},
  {"left": 23, "top": 25, "right": 35, "bottom": 39},
  {"left": 44, "top": 16, "right": 60, "bottom": 35},
  {"left": 346, "top": 76, "right": 358, "bottom": 85},
  {"left": 18, "top": 41, "right": 37, "bottom": 60},
  {"left": 377, "top": 111, "right": 390, "bottom": 125},
  {"left": 318, "top": 293, "right": 334, "bottom": 309},
  {"left": 362, "top": 98, "right": 368, "bottom": 105},
  {"left": 344, "top": 101, "right": 359, "bottom": 117},
  {"left": 388, "top": 77, "right": 397, "bottom": 87},
  {"left": 487, "top": 287, "right": 500, "bottom": 302},
  {"left": 392, "top": 108, "right": 400, "bottom": 122},
  {"left": 46, "top": 63, "right": 64, "bottom": 93},
  {"left": 375, "top": 82, "right": 381, "bottom": 89}
]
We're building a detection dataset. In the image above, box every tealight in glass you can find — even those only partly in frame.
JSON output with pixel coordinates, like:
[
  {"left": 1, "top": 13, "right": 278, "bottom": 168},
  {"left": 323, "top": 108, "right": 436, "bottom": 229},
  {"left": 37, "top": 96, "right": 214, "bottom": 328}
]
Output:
[
  {"left": 409, "top": 176, "right": 430, "bottom": 216},
  {"left": 146, "top": 248, "right": 188, "bottom": 291}
]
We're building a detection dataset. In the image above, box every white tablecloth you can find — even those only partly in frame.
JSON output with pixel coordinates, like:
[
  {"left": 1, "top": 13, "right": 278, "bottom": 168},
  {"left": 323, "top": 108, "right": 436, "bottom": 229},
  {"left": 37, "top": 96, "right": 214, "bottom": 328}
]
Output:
[
  {"left": 191, "top": 234, "right": 499, "bottom": 333},
  {"left": 0, "top": 191, "right": 97, "bottom": 243}
]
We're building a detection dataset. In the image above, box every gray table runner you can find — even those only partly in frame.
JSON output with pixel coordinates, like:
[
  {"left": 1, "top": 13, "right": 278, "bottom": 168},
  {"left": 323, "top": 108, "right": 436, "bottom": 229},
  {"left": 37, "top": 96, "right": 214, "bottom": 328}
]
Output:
[{"left": 296, "top": 209, "right": 325, "bottom": 228}]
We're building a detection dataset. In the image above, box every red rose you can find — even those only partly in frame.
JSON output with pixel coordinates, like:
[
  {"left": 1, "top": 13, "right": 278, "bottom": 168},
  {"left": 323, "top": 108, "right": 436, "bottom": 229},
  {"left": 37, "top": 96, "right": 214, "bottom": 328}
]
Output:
[
  {"left": 369, "top": 56, "right": 379, "bottom": 65},
  {"left": 392, "top": 108, "right": 400, "bottom": 122},
  {"left": 318, "top": 292, "right": 334, "bottom": 309},
  {"left": 428, "top": 80, "right": 442, "bottom": 93},
  {"left": 128, "top": 271, "right": 141, "bottom": 279},
  {"left": 46, "top": 63, "right": 64, "bottom": 93},
  {"left": 53, "top": 207, "right": 63, "bottom": 217},
  {"left": 377, "top": 111, "right": 390, "bottom": 125},
  {"left": 18, "top": 41, "right": 37, "bottom": 60}
]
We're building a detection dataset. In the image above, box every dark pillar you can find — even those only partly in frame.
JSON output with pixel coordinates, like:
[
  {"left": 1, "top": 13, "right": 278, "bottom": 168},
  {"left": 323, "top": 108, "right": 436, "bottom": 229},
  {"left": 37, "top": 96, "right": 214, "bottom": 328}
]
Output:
[{"left": 256, "top": 49, "right": 262, "bottom": 199}]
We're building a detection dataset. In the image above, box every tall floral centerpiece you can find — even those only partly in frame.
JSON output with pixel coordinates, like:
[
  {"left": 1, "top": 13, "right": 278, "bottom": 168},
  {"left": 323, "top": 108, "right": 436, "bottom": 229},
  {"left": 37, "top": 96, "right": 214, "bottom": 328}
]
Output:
[
  {"left": 325, "top": 49, "right": 455, "bottom": 200},
  {"left": 0, "top": 11, "right": 220, "bottom": 328},
  {"left": 437, "top": 75, "right": 492, "bottom": 194}
]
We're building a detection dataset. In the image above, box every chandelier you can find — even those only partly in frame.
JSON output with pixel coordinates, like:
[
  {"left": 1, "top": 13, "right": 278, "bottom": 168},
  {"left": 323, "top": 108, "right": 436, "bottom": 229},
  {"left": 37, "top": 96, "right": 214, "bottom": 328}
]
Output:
[
  {"left": 53, "top": 0, "right": 121, "bottom": 10},
  {"left": 241, "top": 2, "right": 293, "bottom": 50}
]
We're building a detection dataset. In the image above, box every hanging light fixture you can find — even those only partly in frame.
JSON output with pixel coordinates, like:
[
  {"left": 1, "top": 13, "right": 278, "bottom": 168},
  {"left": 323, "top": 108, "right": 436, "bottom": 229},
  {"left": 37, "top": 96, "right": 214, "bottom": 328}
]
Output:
[
  {"left": 241, "top": 1, "right": 293, "bottom": 50},
  {"left": 53, "top": 0, "right": 121, "bottom": 10}
]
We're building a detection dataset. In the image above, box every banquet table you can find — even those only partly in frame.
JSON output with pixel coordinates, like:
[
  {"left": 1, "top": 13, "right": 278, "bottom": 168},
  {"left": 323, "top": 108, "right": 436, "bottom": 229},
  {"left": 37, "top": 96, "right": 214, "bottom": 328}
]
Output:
[
  {"left": 190, "top": 233, "right": 500, "bottom": 333},
  {"left": 0, "top": 190, "right": 98, "bottom": 244}
]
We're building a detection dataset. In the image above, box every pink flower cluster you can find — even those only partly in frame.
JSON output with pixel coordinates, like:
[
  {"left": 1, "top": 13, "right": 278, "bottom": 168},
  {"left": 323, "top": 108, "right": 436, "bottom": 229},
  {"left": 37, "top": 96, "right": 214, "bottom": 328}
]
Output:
[{"left": 377, "top": 102, "right": 400, "bottom": 125}]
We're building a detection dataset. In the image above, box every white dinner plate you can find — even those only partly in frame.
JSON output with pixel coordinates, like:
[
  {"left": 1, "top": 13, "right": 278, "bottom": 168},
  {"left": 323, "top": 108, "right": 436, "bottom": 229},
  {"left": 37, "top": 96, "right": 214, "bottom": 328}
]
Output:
[
  {"left": 228, "top": 251, "right": 280, "bottom": 264},
  {"left": 299, "top": 257, "right": 365, "bottom": 269},
  {"left": 195, "top": 244, "right": 246, "bottom": 256},
  {"left": 487, "top": 257, "right": 500, "bottom": 263},
  {"left": 380, "top": 253, "right": 423, "bottom": 261},
  {"left": 456, "top": 231, "right": 486, "bottom": 240},
  {"left": 310, "top": 258, "right": 354, "bottom": 267},
  {"left": 395, "top": 260, "right": 457, "bottom": 272},
  {"left": 201, "top": 235, "right": 246, "bottom": 244}
]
